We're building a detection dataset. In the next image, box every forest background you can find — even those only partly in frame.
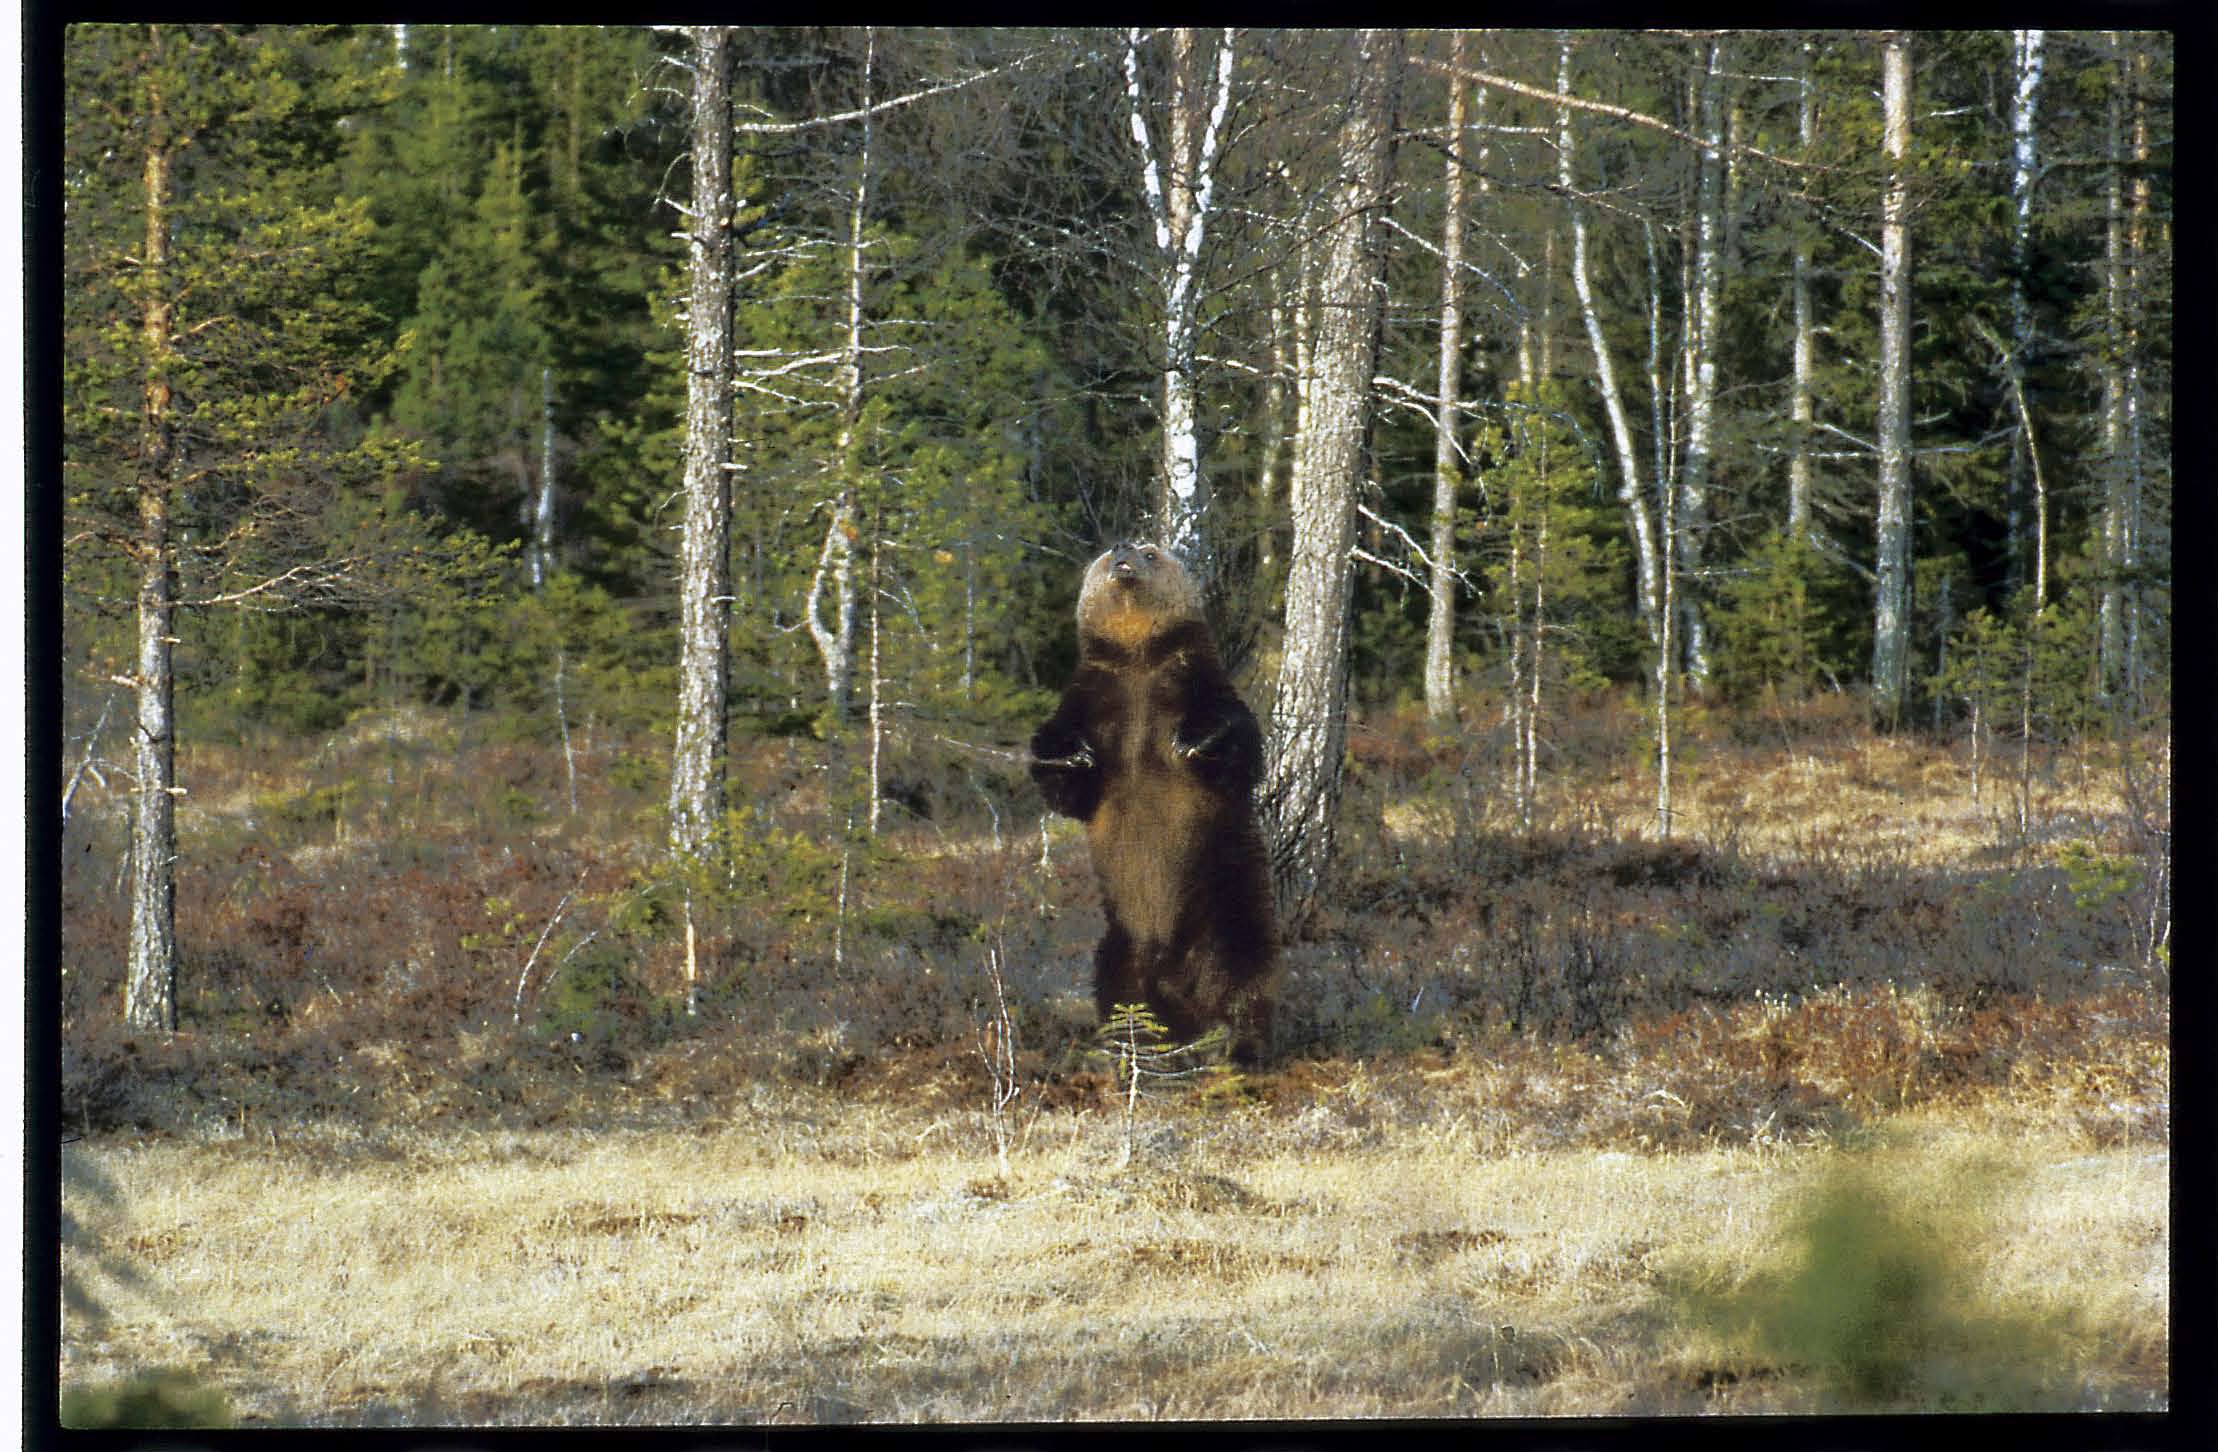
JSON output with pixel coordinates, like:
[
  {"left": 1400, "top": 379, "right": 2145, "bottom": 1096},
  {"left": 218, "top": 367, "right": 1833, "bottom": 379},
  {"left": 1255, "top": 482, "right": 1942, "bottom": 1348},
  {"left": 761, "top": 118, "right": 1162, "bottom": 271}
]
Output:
[{"left": 48, "top": 24, "right": 2173, "bottom": 1425}]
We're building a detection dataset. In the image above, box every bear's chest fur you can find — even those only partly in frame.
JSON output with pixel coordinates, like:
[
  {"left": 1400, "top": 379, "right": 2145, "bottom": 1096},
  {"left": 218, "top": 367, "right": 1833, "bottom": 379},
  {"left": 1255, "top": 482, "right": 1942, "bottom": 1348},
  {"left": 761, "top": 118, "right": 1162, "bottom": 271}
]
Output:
[{"left": 1082, "top": 655, "right": 1215, "bottom": 943}]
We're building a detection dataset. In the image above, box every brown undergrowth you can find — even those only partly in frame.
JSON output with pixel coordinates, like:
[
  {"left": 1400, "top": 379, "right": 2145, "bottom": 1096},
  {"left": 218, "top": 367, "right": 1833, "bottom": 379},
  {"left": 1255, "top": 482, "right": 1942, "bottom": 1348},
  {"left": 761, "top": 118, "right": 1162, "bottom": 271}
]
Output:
[{"left": 55, "top": 697, "right": 2169, "bottom": 1421}]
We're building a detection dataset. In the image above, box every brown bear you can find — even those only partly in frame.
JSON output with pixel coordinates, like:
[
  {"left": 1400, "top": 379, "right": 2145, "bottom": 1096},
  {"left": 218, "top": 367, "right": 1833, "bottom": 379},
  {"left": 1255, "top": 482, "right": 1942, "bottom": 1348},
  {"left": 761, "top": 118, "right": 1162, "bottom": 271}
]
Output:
[{"left": 1030, "top": 541, "right": 1280, "bottom": 1063}]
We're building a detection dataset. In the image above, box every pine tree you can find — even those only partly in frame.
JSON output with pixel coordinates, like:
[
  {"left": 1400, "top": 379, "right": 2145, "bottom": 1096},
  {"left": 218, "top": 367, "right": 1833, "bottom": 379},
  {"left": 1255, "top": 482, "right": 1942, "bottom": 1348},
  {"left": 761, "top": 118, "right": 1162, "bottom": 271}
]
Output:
[{"left": 63, "top": 24, "right": 425, "bottom": 1030}]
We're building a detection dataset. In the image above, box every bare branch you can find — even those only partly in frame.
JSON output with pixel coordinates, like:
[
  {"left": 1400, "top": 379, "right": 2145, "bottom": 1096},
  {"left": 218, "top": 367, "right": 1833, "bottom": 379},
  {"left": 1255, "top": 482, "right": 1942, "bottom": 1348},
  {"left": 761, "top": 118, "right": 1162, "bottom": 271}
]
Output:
[
  {"left": 735, "top": 47, "right": 1053, "bottom": 135},
  {"left": 1413, "top": 52, "right": 1810, "bottom": 171}
]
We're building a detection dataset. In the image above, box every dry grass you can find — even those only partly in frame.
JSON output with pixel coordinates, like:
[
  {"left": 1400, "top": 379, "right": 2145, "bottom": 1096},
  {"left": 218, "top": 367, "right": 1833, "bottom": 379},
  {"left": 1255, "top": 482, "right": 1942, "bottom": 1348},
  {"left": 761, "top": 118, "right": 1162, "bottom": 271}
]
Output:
[
  {"left": 62, "top": 1084, "right": 2167, "bottom": 1426},
  {"left": 58, "top": 700, "right": 2170, "bottom": 1425}
]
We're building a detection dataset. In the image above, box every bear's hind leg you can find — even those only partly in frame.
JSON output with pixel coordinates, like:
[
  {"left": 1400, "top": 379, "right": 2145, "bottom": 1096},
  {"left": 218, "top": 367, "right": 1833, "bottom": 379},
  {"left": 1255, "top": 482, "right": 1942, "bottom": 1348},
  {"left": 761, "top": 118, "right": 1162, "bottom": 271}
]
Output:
[{"left": 1093, "top": 920, "right": 1147, "bottom": 1024}]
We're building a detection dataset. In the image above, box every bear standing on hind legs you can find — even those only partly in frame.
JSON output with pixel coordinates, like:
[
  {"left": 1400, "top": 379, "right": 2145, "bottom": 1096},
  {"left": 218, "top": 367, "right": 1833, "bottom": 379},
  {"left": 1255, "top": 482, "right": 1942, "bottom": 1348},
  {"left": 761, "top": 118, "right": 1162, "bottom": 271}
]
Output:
[{"left": 1030, "top": 542, "right": 1281, "bottom": 1064}]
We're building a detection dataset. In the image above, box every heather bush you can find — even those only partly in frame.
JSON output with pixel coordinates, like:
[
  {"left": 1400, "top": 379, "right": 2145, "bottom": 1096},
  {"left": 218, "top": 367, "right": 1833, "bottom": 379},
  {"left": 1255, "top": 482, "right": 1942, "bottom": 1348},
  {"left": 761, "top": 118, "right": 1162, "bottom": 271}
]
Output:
[{"left": 55, "top": 694, "right": 2166, "bottom": 1139}]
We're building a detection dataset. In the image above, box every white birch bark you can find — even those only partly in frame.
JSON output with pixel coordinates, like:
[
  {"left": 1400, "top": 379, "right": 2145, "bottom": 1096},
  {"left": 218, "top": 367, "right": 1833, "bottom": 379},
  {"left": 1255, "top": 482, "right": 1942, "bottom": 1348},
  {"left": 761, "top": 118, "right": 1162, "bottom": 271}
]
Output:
[
  {"left": 1124, "top": 27, "right": 1235, "bottom": 573},
  {"left": 1675, "top": 39, "right": 1724, "bottom": 686},
  {"left": 531, "top": 365, "right": 557, "bottom": 590},
  {"left": 2007, "top": 29, "right": 2045, "bottom": 602},
  {"left": 1261, "top": 28, "right": 1400, "bottom": 923},
  {"left": 1423, "top": 31, "right": 1471, "bottom": 726},
  {"left": 1871, "top": 32, "right": 1915, "bottom": 727},
  {"left": 807, "top": 29, "right": 878, "bottom": 717},
  {"left": 1788, "top": 40, "right": 1815, "bottom": 541},
  {"left": 1557, "top": 34, "right": 1662, "bottom": 642},
  {"left": 668, "top": 25, "right": 735, "bottom": 857}
]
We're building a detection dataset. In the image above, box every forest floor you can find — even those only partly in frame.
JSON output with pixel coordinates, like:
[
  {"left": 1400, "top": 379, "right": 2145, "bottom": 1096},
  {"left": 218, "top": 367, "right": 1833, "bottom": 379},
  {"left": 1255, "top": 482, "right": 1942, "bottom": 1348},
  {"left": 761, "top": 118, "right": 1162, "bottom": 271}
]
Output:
[
  {"left": 56, "top": 699, "right": 2172, "bottom": 1425},
  {"left": 59, "top": 1078, "right": 2167, "bottom": 1424}
]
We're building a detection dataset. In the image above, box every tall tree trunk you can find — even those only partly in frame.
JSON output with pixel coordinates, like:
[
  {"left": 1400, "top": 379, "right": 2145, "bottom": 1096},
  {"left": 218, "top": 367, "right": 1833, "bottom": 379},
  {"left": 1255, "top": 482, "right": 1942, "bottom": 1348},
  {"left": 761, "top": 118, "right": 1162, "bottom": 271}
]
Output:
[
  {"left": 1423, "top": 31, "right": 1472, "bottom": 726},
  {"left": 1644, "top": 218, "right": 1677, "bottom": 841},
  {"left": 807, "top": 30, "right": 877, "bottom": 719},
  {"left": 530, "top": 365, "right": 557, "bottom": 590},
  {"left": 1125, "top": 27, "right": 1234, "bottom": 572},
  {"left": 1261, "top": 27, "right": 1401, "bottom": 925},
  {"left": 668, "top": 25, "right": 735, "bottom": 858},
  {"left": 2006, "top": 29, "right": 2045, "bottom": 603},
  {"left": 1557, "top": 34, "right": 1662, "bottom": 643},
  {"left": 2123, "top": 38, "right": 2149, "bottom": 708},
  {"left": 1871, "top": 31, "right": 1915, "bottom": 729},
  {"left": 126, "top": 74, "right": 179, "bottom": 1033},
  {"left": 125, "top": 34, "right": 179, "bottom": 1034},
  {"left": 1675, "top": 38, "right": 1725, "bottom": 687},
  {"left": 1788, "top": 41, "right": 1816, "bottom": 541}
]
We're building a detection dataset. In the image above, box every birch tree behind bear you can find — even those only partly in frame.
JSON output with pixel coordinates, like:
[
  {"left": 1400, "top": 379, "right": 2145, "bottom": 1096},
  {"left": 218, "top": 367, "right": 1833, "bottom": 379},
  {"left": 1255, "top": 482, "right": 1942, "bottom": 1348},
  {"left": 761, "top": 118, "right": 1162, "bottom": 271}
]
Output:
[
  {"left": 1260, "top": 28, "right": 1402, "bottom": 925},
  {"left": 1122, "top": 26, "right": 1236, "bottom": 576}
]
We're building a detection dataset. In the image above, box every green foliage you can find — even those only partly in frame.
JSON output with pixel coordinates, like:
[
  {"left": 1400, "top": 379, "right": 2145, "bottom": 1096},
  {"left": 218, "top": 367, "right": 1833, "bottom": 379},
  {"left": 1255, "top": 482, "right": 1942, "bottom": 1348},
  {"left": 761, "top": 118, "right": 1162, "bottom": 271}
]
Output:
[
  {"left": 1712, "top": 534, "right": 1857, "bottom": 705},
  {"left": 1091, "top": 1004, "right": 1233, "bottom": 1165},
  {"left": 1935, "top": 586, "right": 2104, "bottom": 742},
  {"left": 62, "top": 1369, "right": 234, "bottom": 1429},
  {"left": 1674, "top": 1155, "right": 2067, "bottom": 1410},
  {"left": 643, "top": 806, "right": 840, "bottom": 934},
  {"left": 535, "top": 939, "right": 648, "bottom": 1050},
  {"left": 2055, "top": 839, "right": 2141, "bottom": 921},
  {"left": 1473, "top": 382, "right": 1639, "bottom": 688}
]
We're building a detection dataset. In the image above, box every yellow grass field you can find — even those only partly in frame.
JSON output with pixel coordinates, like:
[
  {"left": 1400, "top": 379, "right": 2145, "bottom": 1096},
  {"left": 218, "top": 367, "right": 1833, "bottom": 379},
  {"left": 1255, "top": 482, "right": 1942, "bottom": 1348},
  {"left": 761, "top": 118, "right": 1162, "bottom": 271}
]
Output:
[{"left": 62, "top": 1082, "right": 2167, "bottom": 1425}]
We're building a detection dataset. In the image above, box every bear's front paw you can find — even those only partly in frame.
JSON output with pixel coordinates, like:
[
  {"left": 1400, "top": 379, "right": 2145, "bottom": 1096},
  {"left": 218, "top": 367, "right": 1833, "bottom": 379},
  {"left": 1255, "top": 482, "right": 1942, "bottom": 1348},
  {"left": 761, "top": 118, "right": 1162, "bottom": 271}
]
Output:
[
  {"left": 1033, "top": 740, "right": 1096, "bottom": 772},
  {"left": 1173, "top": 719, "right": 1231, "bottom": 762}
]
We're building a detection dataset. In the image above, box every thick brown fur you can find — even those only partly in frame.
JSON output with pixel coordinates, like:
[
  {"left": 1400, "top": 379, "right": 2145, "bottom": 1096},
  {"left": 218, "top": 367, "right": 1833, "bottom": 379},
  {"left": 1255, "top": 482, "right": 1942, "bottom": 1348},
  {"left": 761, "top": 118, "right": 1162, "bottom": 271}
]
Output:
[{"left": 1030, "top": 542, "right": 1280, "bottom": 1062}]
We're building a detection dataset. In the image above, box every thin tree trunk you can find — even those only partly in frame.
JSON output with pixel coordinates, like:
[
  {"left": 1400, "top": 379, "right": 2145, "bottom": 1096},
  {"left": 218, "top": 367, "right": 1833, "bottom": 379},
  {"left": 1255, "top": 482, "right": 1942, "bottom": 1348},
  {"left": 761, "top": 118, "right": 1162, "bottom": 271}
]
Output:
[
  {"left": 867, "top": 501, "right": 884, "bottom": 837},
  {"left": 1257, "top": 280, "right": 1291, "bottom": 572},
  {"left": 2122, "top": 36, "right": 2150, "bottom": 709},
  {"left": 1261, "top": 27, "right": 1400, "bottom": 925},
  {"left": 806, "top": 30, "right": 878, "bottom": 720},
  {"left": 1424, "top": 30, "right": 1471, "bottom": 726},
  {"left": 1644, "top": 218, "right": 1675, "bottom": 841},
  {"left": 668, "top": 24, "right": 735, "bottom": 857},
  {"left": 126, "top": 39, "right": 178, "bottom": 1034},
  {"left": 1557, "top": 33, "right": 1662, "bottom": 643},
  {"left": 531, "top": 365, "right": 557, "bottom": 590},
  {"left": 1675, "top": 39, "right": 1725, "bottom": 688},
  {"left": 2098, "top": 33, "right": 2127, "bottom": 690},
  {"left": 1524, "top": 493, "right": 1546, "bottom": 830},
  {"left": 2006, "top": 29, "right": 2044, "bottom": 601},
  {"left": 1788, "top": 41, "right": 1816, "bottom": 541},
  {"left": 1871, "top": 32, "right": 1915, "bottom": 729},
  {"left": 1126, "top": 27, "right": 1234, "bottom": 571}
]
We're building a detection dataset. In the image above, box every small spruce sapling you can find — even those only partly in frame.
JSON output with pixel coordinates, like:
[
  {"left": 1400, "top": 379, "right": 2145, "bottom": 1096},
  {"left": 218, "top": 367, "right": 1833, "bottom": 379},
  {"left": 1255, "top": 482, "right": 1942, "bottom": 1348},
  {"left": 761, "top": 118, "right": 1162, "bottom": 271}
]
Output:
[{"left": 1090, "top": 1003, "right": 1230, "bottom": 1169}]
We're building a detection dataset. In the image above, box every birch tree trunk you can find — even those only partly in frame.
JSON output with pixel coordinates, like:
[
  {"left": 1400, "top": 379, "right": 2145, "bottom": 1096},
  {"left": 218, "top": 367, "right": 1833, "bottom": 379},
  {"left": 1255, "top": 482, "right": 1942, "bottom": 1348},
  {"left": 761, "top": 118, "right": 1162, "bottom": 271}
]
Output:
[
  {"left": 1557, "top": 34, "right": 1662, "bottom": 643},
  {"left": 806, "top": 31, "right": 877, "bottom": 719},
  {"left": 1423, "top": 30, "right": 1471, "bottom": 726},
  {"left": 531, "top": 364, "right": 557, "bottom": 589},
  {"left": 2006, "top": 29, "right": 2045, "bottom": 603},
  {"left": 126, "top": 56, "right": 179, "bottom": 1033},
  {"left": 1788, "top": 40, "right": 1815, "bottom": 541},
  {"left": 1675, "top": 39, "right": 1725, "bottom": 687},
  {"left": 1125, "top": 27, "right": 1234, "bottom": 571},
  {"left": 668, "top": 24, "right": 735, "bottom": 858},
  {"left": 1871, "top": 31, "right": 1915, "bottom": 728},
  {"left": 1261, "top": 27, "right": 1400, "bottom": 925}
]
